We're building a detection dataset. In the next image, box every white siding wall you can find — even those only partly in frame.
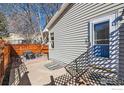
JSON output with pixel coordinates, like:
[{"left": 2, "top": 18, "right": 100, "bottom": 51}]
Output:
[{"left": 49, "top": 3, "right": 124, "bottom": 68}]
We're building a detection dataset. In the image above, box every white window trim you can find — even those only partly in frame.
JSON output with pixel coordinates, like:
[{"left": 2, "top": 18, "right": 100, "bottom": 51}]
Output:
[
  {"left": 90, "top": 13, "right": 116, "bottom": 46},
  {"left": 49, "top": 32, "right": 54, "bottom": 49}
]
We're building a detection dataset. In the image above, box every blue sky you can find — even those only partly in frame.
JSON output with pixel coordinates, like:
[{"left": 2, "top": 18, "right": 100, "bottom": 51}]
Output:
[{"left": 0, "top": 3, "right": 62, "bottom": 31}]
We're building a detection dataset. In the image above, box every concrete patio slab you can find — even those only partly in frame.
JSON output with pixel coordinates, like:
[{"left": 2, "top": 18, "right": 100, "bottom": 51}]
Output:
[{"left": 25, "top": 57, "right": 67, "bottom": 85}]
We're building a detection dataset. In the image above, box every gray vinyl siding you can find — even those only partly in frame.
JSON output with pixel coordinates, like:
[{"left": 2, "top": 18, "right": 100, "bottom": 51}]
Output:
[
  {"left": 119, "top": 20, "right": 124, "bottom": 79},
  {"left": 49, "top": 3, "right": 124, "bottom": 78}
]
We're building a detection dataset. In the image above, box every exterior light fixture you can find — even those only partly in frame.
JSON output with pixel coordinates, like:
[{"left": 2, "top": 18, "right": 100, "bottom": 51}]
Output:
[{"left": 112, "top": 9, "right": 124, "bottom": 26}]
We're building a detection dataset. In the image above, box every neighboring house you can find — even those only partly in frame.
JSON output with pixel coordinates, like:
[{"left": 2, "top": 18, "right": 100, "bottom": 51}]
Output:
[
  {"left": 44, "top": 3, "right": 124, "bottom": 80},
  {"left": 5, "top": 32, "right": 25, "bottom": 44}
]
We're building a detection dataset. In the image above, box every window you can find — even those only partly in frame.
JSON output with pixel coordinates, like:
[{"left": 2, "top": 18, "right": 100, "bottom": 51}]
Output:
[
  {"left": 94, "top": 21, "right": 109, "bottom": 45},
  {"left": 50, "top": 32, "right": 54, "bottom": 48}
]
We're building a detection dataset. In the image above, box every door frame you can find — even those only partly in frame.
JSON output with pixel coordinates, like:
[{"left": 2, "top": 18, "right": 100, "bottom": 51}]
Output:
[{"left": 89, "top": 13, "right": 116, "bottom": 57}]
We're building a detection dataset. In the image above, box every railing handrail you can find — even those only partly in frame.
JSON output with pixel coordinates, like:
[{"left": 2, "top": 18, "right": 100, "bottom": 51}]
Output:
[{"left": 65, "top": 46, "right": 118, "bottom": 80}]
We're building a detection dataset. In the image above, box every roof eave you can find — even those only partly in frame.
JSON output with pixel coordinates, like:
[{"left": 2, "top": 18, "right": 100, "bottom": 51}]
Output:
[{"left": 43, "top": 3, "right": 71, "bottom": 32}]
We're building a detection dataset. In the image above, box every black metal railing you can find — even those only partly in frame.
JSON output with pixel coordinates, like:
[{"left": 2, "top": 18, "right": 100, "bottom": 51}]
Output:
[{"left": 50, "top": 46, "right": 122, "bottom": 85}]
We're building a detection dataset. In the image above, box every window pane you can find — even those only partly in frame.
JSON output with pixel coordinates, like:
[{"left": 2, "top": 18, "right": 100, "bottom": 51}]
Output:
[
  {"left": 94, "top": 21, "right": 109, "bottom": 44},
  {"left": 50, "top": 33, "right": 54, "bottom": 40},
  {"left": 50, "top": 32, "right": 54, "bottom": 48}
]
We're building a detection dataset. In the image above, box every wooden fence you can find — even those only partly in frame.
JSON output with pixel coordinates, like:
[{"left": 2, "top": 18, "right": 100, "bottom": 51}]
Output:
[
  {"left": 10, "top": 44, "right": 48, "bottom": 56},
  {"left": 0, "top": 46, "right": 10, "bottom": 84}
]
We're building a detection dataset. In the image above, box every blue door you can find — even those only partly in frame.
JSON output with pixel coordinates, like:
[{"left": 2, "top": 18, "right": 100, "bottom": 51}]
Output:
[{"left": 93, "top": 21, "right": 109, "bottom": 58}]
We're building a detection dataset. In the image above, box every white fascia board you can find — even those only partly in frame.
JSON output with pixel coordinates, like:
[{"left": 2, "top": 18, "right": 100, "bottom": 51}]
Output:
[{"left": 43, "top": 3, "right": 70, "bottom": 32}]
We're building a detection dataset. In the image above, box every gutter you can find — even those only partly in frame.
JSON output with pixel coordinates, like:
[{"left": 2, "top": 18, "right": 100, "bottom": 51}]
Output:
[{"left": 43, "top": 3, "right": 71, "bottom": 32}]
